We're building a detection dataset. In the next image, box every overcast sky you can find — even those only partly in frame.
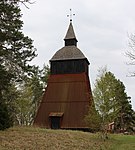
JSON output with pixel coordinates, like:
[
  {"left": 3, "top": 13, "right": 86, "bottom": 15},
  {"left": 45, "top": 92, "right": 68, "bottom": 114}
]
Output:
[{"left": 21, "top": 0, "right": 135, "bottom": 110}]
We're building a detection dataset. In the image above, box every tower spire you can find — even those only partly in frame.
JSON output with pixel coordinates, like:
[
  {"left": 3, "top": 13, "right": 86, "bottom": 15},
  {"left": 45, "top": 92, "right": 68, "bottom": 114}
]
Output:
[{"left": 65, "top": 9, "right": 77, "bottom": 46}]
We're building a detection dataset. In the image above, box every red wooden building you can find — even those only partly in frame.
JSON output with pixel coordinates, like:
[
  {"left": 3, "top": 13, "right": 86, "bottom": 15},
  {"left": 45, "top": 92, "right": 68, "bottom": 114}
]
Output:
[{"left": 34, "top": 21, "right": 93, "bottom": 129}]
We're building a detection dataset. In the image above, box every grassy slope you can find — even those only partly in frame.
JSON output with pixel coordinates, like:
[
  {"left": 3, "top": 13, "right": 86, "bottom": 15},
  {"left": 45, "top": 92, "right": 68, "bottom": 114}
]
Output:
[{"left": 0, "top": 127, "right": 135, "bottom": 150}]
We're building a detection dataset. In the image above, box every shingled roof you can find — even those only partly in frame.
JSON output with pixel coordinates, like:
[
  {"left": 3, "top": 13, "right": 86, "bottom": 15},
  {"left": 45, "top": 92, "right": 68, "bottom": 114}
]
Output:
[
  {"left": 50, "top": 46, "right": 86, "bottom": 61},
  {"left": 64, "top": 22, "right": 77, "bottom": 40},
  {"left": 50, "top": 22, "right": 87, "bottom": 61}
]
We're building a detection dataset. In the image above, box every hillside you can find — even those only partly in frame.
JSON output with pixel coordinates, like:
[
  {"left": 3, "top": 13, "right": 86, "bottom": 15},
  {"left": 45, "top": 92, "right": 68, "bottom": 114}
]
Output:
[{"left": 0, "top": 127, "right": 135, "bottom": 150}]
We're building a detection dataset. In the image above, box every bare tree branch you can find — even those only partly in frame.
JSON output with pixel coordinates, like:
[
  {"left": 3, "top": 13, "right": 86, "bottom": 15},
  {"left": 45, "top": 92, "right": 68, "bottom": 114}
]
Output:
[
  {"left": 19, "top": 0, "right": 36, "bottom": 9},
  {"left": 126, "top": 33, "right": 135, "bottom": 76}
]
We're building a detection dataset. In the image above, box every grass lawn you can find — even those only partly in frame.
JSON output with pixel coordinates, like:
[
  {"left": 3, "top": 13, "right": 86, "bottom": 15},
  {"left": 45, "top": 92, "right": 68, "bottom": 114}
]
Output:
[
  {"left": 0, "top": 127, "right": 135, "bottom": 150},
  {"left": 109, "top": 134, "right": 135, "bottom": 150}
]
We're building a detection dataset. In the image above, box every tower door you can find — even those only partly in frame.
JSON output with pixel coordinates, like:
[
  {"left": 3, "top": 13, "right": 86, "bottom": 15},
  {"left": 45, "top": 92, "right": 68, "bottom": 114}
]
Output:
[
  {"left": 49, "top": 112, "right": 64, "bottom": 129},
  {"left": 51, "top": 117, "right": 60, "bottom": 129}
]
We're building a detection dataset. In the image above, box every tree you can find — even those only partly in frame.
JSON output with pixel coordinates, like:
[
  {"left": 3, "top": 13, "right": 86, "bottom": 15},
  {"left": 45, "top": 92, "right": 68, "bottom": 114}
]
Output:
[
  {"left": 114, "top": 96, "right": 135, "bottom": 132},
  {"left": 0, "top": 102, "right": 13, "bottom": 130},
  {"left": 109, "top": 77, "right": 135, "bottom": 132},
  {"left": 84, "top": 102, "right": 101, "bottom": 131},
  {"left": 126, "top": 33, "right": 135, "bottom": 76},
  {"left": 93, "top": 70, "right": 117, "bottom": 126},
  {"left": 0, "top": 0, "right": 36, "bottom": 130},
  {"left": 15, "top": 65, "right": 50, "bottom": 125},
  {"left": 93, "top": 68, "right": 135, "bottom": 134},
  {"left": 93, "top": 69, "right": 118, "bottom": 138},
  {"left": 15, "top": 82, "right": 35, "bottom": 125},
  {"left": 41, "top": 64, "right": 50, "bottom": 88},
  {"left": 0, "top": 0, "right": 36, "bottom": 80},
  {"left": 0, "top": 62, "right": 15, "bottom": 130}
]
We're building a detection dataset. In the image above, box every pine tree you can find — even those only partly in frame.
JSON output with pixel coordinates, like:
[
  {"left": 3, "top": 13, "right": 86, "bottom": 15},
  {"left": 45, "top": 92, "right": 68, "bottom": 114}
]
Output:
[{"left": 0, "top": 0, "right": 36, "bottom": 130}]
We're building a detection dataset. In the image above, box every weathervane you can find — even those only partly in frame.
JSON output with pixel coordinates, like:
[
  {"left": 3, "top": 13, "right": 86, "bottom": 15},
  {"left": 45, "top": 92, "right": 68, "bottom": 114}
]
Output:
[{"left": 67, "top": 9, "right": 75, "bottom": 22}]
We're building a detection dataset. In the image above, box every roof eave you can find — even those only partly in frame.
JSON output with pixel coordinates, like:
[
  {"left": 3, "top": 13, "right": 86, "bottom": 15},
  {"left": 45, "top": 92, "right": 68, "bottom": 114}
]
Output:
[{"left": 50, "top": 57, "right": 90, "bottom": 65}]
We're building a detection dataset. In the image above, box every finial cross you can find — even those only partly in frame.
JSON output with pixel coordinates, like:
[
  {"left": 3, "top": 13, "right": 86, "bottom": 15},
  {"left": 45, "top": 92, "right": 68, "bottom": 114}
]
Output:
[{"left": 67, "top": 9, "right": 75, "bottom": 22}]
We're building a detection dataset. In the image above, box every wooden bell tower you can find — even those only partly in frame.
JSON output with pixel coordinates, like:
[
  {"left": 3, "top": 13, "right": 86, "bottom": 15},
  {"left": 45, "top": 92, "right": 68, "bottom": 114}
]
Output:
[{"left": 34, "top": 20, "right": 93, "bottom": 129}]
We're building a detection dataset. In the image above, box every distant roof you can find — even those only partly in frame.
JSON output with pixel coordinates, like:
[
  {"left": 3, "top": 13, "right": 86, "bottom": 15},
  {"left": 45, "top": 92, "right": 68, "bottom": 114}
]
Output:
[
  {"left": 50, "top": 46, "right": 86, "bottom": 61},
  {"left": 64, "top": 22, "right": 77, "bottom": 40}
]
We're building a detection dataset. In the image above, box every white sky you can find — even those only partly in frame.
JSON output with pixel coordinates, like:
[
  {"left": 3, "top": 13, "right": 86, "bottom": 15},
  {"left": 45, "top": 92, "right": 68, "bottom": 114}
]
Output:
[{"left": 21, "top": 0, "right": 135, "bottom": 110}]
